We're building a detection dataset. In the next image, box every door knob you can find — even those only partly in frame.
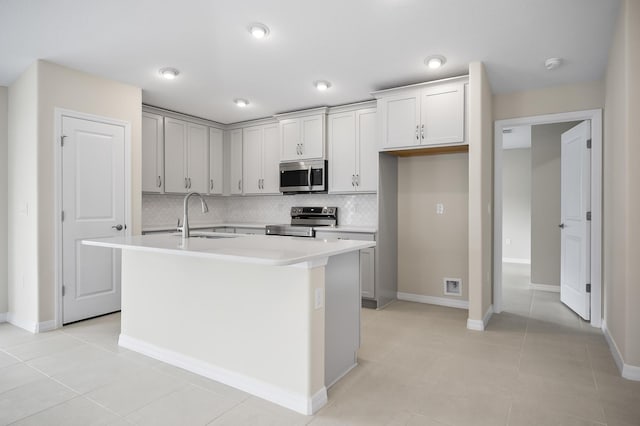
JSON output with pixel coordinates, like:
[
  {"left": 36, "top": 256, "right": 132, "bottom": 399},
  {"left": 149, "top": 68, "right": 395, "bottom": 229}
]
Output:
[
  {"left": 558, "top": 223, "right": 565, "bottom": 229},
  {"left": 112, "top": 224, "right": 124, "bottom": 231}
]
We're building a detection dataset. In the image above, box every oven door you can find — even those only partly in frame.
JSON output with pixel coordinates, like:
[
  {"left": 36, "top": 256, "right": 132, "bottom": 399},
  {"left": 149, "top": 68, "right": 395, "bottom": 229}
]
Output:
[{"left": 279, "top": 160, "right": 326, "bottom": 193}]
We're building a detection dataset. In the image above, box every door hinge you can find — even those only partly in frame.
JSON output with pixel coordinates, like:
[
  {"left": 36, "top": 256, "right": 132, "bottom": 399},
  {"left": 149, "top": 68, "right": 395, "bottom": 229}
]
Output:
[
  {"left": 61, "top": 210, "right": 65, "bottom": 222},
  {"left": 586, "top": 211, "right": 591, "bottom": 221},
  {"left": 586, "top": 138, "right": 592, "bottom": 149},
  {"left": 586, "top": 283, "right": 591, "bottom": 293},
  {"left": 62, "top": 285, "right": 66, "bottom": 296},
  {"left": 61, "top": 135, "right": 67, "bottom": 147}
]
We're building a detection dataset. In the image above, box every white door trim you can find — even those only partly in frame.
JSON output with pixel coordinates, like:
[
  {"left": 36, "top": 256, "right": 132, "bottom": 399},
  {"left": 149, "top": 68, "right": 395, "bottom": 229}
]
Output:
[
  {"left": 54, "top": 108, "right": 132, "bottom": 329},
  {"left": 493, "top": 109, "right": 602, "bottom": 328}
]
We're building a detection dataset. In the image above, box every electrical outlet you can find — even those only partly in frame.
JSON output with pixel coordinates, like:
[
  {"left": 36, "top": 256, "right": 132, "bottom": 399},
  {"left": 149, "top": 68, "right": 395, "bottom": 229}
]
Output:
[
  {"left": 436, "top": 203, "right": 444, "bottom": 215},
  {"left": 505, "top": 238, "right": 511, "bottom": 245},
  {"left": 314, "top": 288, "right": 323, "bottom": 309}
]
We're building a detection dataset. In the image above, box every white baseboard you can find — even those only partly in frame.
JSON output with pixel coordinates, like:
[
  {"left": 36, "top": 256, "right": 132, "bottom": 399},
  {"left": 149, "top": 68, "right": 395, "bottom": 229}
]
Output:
[
  {"left": 529, "top": 283, "right": 561, "bottom": 293},
  {"left": 0, "top": 312, "right": 7, "bottom": 323},
  {"left": 119, "top": 334, "right": 327, "bottom": 415},
  {"left": 602, "top": 321, "right": 640, "bottom": 381},
  {"left": 467, "top": 305, "right": 494, "bottom": 331},
  {"left": 6, "top": 314, "right": 58, "bottom": 333},
  {"left": 397, "top": 292, "right": 469, "bottom": 310},
  {"left": 36, "top": 320, "right": 57, "bottom": 332},
  {"left": 502, "top": 258, "right": 531, "bottom": 265}
]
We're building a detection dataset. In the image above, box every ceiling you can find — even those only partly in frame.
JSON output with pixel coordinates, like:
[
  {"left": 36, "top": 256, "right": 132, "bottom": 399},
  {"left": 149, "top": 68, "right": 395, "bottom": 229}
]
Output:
[{"left": 0, "top": 0, "right": 620, "bottom": 124}]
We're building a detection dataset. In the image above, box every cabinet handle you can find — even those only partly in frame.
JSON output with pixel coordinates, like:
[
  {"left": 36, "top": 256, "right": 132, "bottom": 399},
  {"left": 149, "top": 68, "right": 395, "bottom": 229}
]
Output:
[
  {"left": 261, "top": 179, "right": 264, "bottom": 189},
  {"left": 300, "top": 143, "right": 303, "bottom": 155},
  {"left": 210, "top": 179, "right": 214, "bottom": 191},
  {"left": 238, "top": 180, "right": 242, "bottom": 191},
  {"left": 421, "top": 124, "right": 424, "bottom": 140},
  {"left": 184, "top": 177, "right": 188, "bottom": 189},
  {"left": 356, "top": 174, "right": 360, "bottom": 186},
  {"left": 351, "top": 174, "right": 355, "bottom": 187},
  {"left": 157, "top": 176, "right": 161, "bottom": 188},
  {"left": 188, "top": 177, "right": 192, "bottom": 189},
  {"left": 415, "top": 125, "right": 419, "bottom": 140}
]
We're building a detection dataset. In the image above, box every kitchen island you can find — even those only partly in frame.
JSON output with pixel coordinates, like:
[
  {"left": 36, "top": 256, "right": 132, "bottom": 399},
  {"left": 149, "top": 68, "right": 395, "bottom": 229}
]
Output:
[{"left": 84, "top": 232, "right": 375, "bottom": 415}]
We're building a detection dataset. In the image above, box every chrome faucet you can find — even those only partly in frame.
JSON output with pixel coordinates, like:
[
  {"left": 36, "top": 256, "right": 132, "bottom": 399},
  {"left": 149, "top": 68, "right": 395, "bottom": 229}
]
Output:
[{"left": 179, "top": 192, "right": 209, "bottom": 238}]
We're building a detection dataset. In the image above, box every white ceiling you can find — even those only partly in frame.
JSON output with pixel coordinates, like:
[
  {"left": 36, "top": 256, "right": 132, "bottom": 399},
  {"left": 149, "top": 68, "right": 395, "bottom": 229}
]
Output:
[{"left": 0, "top": 0, "right": 620, "bottom": 124}]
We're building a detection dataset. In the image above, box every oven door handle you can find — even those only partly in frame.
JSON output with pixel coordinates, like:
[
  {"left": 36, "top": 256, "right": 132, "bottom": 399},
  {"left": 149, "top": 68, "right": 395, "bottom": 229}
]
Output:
[{"left": 308, "top": 166, "right": 312, "bottom": 191}]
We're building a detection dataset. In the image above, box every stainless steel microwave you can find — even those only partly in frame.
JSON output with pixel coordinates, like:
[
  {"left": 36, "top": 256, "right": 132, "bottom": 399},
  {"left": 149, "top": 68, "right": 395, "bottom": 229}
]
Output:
[{"left": 279, "top": 160, "right": 327, "bottom": 193}]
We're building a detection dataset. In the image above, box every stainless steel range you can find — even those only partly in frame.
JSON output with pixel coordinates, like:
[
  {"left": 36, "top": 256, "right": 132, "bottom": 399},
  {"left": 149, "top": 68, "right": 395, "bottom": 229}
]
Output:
[{"left": 265, "top": 207, "right": 338, "bottom": 237}]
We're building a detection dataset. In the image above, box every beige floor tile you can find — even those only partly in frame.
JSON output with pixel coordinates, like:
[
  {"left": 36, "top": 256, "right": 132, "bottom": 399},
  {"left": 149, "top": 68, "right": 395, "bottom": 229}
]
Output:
[
  {"left": 0, "top": 362, "right": 48, "bottom": 394},
  {"left": 126, "top": 384, "right": 241, "bottom": 426},
  {"left": 208, "top": 397, "right": 311, "bottom": 426},
  {"left": 310, "top": 395, "right": 405, "bottom": 425},
  {"left": 0, "top": 349, "right": 20, "bottom": 369},
  {"left": 507, "top": 400, "right": 607, "bottom": 426},
  {"left": 0, "top": 325, "right": 63, "bottom": 349},
  {"left": 386, "top": 411, "right": 451, "bottom": 426},
  {"left": 85, "top": 367, "right": 188, "bottom": 416},
  {"left": 5, "top": 334, "right": 87, "bottom": 361},
  {"left": 26, "top": 344, "right": 117, "bottom": 377},
  {"left": 0, "top": 378, "right": 78, "bottom": 424},
  {"left": 11, "top": 396, "right": 122, "bottom": 426}
]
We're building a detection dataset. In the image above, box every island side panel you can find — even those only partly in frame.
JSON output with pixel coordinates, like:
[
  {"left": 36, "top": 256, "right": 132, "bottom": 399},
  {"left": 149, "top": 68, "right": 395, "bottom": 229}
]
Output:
[{"left": 118, "top": 249, "right": 326, "bottom": 414}]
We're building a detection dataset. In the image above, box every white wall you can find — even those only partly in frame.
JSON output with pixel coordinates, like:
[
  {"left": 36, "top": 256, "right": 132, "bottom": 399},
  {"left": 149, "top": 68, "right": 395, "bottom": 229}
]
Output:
[
  {"left": 502, "top": 148, "right": 531, "bottom": 263},
  {"left": 0, "top": 86, "right": 8, "bottom": 316}
]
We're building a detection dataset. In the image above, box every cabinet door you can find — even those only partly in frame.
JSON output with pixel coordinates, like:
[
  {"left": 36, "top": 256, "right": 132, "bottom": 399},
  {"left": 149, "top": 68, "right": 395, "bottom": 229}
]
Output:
[
  {"left": 229, "top": 129, "right": 243, "bottom": 195},
  {"left": 379, "top": 90, "right": 420, "bottom": 149},
  {"left": 209, "top": 128, "right": 223, "bottom": 195},
  {"left": 328, "top": 112, "right": 357, "bottom": 193},
  {"left": 420, "top": 83, "right": 465, "bottom": 145},
  {"left": 262, "top": 124, "right": 281, "bottom": 194},
  {"left": 164, "top": 118, "right": 188, "bottom": 193},
  {"left": 280, "top": 118, "right": 300, "bottom": 161},
  {"left": 242, "top": 126, "right": 263, "bottom": 195},
  {"left": 186, "top": 123, "right": 208, "bottom": 193},
  {"left": 300, "top": 114, "right": 325, "bottom": 159},
  {"left": 360, "top": 247, "right": 375, "bottom": 299},
  {"left": 141, "top": 112, "right": 164, "bottom": 193},
  {"left": 356, "top": 108, "right": 378, "bottom": 192}
]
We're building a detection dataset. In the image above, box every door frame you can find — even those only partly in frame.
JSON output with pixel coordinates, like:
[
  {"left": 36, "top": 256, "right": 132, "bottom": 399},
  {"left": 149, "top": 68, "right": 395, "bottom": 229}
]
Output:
[
  {"left": 53, "top": 108, "right": 132, "bottom": 328},
  {"left": 493, "top": 109, "right": 602, "bottom": 328}
]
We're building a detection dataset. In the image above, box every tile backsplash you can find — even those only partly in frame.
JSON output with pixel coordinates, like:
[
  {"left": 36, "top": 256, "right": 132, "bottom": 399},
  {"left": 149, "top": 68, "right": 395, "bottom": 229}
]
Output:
[{"left": 142, "top": 193, "right": 378, "bottom": 229}]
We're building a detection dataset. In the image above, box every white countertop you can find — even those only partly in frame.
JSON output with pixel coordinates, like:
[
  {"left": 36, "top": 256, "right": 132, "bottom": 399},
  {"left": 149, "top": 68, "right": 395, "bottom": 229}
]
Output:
[
  {"left": 84, "top": 232, "right": 375, "bottom": 267},
  {"left": 142, "top": 223, "right": 377, "bottom": 234}
]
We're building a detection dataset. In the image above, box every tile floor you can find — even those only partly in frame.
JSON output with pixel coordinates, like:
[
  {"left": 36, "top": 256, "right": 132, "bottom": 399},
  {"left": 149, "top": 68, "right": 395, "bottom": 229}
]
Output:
[{"left": 0, "top": 263, "right": 639, "bottom": 425}]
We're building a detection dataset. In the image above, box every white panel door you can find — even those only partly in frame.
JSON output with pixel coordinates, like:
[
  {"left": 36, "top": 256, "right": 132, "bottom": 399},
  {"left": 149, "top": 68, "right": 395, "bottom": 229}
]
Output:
[
  {"left": 186, "top": 123, "right": 208, "bottom": 193},
  {"left": 328, "top": 111, "right": 357, "bottom": 193},
  {"left": 380, "top": 90, "right": 420, "bottom": 149},
  {"left": 164, "top": 118, "right": 187, "bottom": 193},
  {"left": 62, "top": 116, "right": 125, "bottom": 324},
  {"left": 420, "top": 83, "right": 465, "bottom": 145},
  {"left": 300, "top": 114, "right": 324, "bottom": 159},
  {"left": 243, "top": 126, "right": 263, "bottom": 194},
  {"left": 356, "top": 108, "right": 378, "bottom": 192},
  {"left": 141, "top": 112, "right": 163, "bottom": 193},
  {"left": 262, "top": 124, "right": 281, "bottom": 194},
  {"left": 560, "top": 121, "right": 591, "bottom": 320},
  {"left": 209, "top": 128, "right": 223, "bottom": 195},
  {"left": 229, "top": 129, "right": 243, "bottom": 195},
  {"left": 280, "top": 118, "right": 300, "bottom": 161}
]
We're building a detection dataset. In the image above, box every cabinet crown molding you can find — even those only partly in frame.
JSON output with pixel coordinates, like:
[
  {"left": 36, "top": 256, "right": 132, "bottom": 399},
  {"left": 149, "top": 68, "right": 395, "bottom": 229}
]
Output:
[
  {"left": 274, "top": 106, "right": 329, "bottom": 120},
  {"left": 371, "top": 75, "right": 469, "bottom": 98}
]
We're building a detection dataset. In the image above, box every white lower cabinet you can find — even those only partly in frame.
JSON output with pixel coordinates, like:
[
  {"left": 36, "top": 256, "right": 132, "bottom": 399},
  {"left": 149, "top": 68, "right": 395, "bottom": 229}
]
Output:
[{"left": 315, "top": 231, "right": 376, "bottom": 299}]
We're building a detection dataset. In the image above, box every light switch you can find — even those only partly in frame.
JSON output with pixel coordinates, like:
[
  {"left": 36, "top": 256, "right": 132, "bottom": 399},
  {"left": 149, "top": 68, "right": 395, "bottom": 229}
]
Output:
[
  {"left": 314, "top": 288, "right": 323, "bottom": 309},
  {"left": 436, "top": 203, "right": 444, "bottom": 215},
  {"left": 505, "top": 238, "right": 511, "bottom": 245}
]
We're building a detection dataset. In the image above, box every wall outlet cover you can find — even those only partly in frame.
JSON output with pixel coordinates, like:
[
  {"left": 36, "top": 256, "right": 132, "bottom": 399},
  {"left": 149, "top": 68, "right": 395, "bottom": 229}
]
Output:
[{"left": 444, "top": 278, "right": 462, "bottom": 296}]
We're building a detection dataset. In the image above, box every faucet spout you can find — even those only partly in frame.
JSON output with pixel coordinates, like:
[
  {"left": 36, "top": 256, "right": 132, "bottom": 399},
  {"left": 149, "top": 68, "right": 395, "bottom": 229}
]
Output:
[{"left": 181, "top": 192, "right": 209, "bottom": 239}]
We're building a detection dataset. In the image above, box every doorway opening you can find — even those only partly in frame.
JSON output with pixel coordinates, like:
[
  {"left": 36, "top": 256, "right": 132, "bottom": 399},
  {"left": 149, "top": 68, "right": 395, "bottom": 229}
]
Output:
[{"left": 493, "top": 110, "right": 602, "bottom": 328}]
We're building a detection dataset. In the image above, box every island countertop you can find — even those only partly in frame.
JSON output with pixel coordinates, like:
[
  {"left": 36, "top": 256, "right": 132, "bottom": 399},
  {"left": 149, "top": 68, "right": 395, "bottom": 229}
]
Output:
[{"left": 83, "top": 232, "right": 375, "bottom": 267}]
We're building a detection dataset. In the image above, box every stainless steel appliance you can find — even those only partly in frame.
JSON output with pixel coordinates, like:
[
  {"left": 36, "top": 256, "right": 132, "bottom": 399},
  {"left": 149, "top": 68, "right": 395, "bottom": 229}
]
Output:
[
  {"left": 279, "top": 160, "right": 327, "bottom": 193},
  {"left": 265, "top": 206, "right": 337, "bottom": 237}
]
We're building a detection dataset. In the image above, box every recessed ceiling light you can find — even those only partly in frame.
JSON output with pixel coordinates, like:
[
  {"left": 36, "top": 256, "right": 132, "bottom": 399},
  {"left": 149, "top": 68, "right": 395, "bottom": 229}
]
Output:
[
  {"left": 424, "top": 55, "right": 446, "bottom": 69},
  {"left": 159, "top": 67, "right": 180, "bottom": 80},
  {"left": 234, "top": 98, "right": 249, "bottom": 108},
  {"left": 249, "top": 23, "right": 270, "bottom": 39},
  {"left": 544, "top": 57, "right": 563, "bottom": 70},
  {"left": 314, "top": 80, "right": 331, "bottom": 91}
]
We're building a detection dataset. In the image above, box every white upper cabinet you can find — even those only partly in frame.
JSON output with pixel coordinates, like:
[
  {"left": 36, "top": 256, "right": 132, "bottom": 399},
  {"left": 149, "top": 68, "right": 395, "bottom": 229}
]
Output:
[
  {"left": 229, "top": 129, "right": 243, "bottom": 195},
  {"left": 141, "top": 112, "right": 164, "bottom": 193},
  {"left": 328, "top": 107, "right": 377, "bottom": 193},
  {"left": 208, "top": 127, "right": 223, "bottom": 195},
  {"left": 164, "top": 118, "right": 209, "bottom": 194},
  {"left": 243, "top": 124, "right": 280, "bottom": 195},
  {"left": 278, "top": 110, "right": 327, "bottom": 162},
  {"left": 375, "top": 76, "right": 467, "bottom": 150}
]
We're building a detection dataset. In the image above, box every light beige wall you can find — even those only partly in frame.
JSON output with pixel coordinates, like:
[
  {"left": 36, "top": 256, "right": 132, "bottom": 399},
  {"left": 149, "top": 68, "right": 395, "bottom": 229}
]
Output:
[
  {"left": 36, "top": 60, "right": 142, "bottom": 322},
  {"left": 468, "top": 62, "right": 494, "bottom": 323},
  {"left": 502, "top": 148, "right": 531, "bottom": 262},
  {"left": 7, "top": 63, "right": 40, "bottom": 328},
  {"left": 494, "top": 80, "right": 604, "bottom": 121},
  {"left": 530, "top": 122, "right": 579, "bottom": 287},
  {"left": 604, "top": 0, "right": 640, "bottom": 368},
  {"left": 397, "top": 153, "right": 469, "bottom": 300},
  {"left": 0, "top": 86, "right": 8, "bottom": 314}
]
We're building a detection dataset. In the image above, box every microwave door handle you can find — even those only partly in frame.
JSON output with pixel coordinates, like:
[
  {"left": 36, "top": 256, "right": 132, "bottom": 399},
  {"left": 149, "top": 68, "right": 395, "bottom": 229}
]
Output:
[{"left": 308, "top": 166, "right": 312, "bottom": 191}]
